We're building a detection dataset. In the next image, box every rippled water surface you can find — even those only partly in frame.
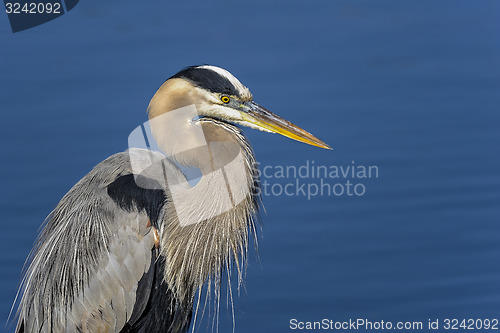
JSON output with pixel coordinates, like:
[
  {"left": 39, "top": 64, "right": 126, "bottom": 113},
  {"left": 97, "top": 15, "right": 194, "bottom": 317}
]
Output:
[{"left": 1, "top": 1, "right": 499, "bottom": 332}]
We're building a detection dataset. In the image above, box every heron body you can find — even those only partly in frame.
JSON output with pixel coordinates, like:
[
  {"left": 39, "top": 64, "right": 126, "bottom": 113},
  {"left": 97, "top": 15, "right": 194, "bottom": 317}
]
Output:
[{"left": 14, "top": 66, "right": 330, "bottom": 332}]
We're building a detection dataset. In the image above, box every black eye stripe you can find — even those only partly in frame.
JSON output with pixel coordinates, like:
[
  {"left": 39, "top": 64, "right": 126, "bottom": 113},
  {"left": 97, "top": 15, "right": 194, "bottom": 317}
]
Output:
[{"left": 170, "top": 67, "right": 241, "bottom": 97}]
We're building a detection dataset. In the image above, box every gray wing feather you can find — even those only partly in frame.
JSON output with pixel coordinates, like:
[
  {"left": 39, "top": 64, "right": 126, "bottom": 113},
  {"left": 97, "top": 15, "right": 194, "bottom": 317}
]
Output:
[
  {"left": 31, "top": 211, "right": 156, "bottom": 333},
  {"left": 15, "top": 149, "right": 172, "bottom": 333}
]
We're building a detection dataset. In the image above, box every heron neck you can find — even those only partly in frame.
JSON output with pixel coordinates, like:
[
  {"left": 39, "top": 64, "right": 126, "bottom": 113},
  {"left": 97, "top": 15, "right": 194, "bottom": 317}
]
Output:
[{"left": 152, "top": 118, "right": 259, "bottom": 305}]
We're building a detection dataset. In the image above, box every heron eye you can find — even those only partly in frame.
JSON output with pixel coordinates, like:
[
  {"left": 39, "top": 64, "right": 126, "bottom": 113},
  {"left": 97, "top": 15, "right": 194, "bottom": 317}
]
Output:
[{"left": 221, "top": 96, "right": 230, "bottom": 104}]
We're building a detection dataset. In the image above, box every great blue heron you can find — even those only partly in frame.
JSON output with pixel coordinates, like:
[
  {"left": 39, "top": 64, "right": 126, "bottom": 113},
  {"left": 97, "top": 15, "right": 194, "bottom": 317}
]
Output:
[{"left": 14, "top": 65, "right": 330, "bottom": 332}]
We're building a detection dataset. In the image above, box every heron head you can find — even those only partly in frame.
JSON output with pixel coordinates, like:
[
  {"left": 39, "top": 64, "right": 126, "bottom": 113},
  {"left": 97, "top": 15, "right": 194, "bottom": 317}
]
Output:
[{"left": 149, "top": 65, "right": 331, "bottom": 150}]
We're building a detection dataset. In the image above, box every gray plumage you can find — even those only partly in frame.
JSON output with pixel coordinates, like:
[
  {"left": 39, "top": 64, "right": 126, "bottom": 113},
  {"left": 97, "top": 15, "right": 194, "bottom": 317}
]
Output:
[{"left": 14, "top": 65, "right": 329, "bottom": 333}]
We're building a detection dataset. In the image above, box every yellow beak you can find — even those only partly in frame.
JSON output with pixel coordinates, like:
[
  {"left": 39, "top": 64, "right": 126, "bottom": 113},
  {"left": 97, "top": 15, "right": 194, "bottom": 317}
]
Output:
[{"left": 240, "top": 101, "right": 331, "bottom": 150}]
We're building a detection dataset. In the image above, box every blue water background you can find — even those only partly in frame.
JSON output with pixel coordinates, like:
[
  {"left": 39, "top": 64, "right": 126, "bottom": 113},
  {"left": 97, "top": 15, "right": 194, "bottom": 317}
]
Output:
[{"left": 1, "top": 1, "right": 499, "bottom": 332}]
